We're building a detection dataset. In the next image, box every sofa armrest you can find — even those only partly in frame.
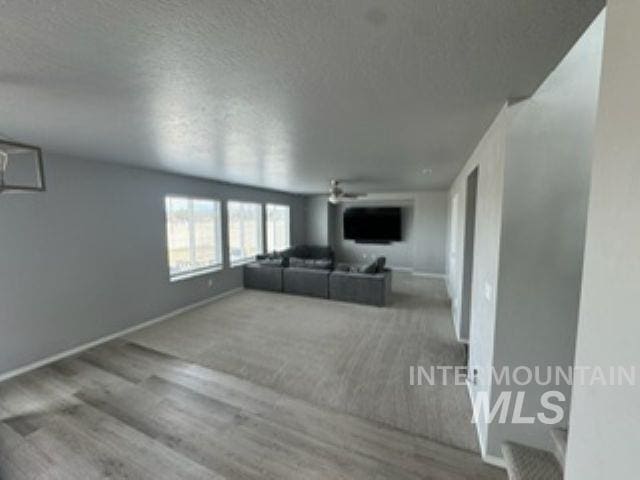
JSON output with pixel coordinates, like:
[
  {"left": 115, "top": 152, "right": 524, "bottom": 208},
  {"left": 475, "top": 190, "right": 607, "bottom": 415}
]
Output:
[{"left": 329, "top": 270, "right": 391, "bottom": 306}]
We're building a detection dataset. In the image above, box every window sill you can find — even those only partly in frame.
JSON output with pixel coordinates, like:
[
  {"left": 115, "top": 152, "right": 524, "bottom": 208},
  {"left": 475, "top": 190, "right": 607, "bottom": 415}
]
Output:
[
  {"left": 170, "top": 265, "right": 223, "bottom": 283},
  {"left": 230, "top": 258, "right": 255, "bottom": 268}
]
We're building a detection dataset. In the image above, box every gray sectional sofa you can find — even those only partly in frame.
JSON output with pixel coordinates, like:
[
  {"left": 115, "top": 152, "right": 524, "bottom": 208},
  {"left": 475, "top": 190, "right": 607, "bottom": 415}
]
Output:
[{"left": 243, "top": 245, "right": 392, "bottom": 306}]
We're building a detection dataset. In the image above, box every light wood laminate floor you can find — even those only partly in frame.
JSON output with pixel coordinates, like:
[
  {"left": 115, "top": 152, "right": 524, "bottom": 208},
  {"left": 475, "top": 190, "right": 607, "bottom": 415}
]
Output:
[{"left": 0, "top": 275, "right": 506, "bottom": 479}]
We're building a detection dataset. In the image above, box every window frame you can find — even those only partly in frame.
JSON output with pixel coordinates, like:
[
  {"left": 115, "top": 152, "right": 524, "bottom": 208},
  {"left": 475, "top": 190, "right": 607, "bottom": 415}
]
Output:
[
  {"left": 226, "top": 200, "right": 264, "bottom": 267},
  {"left": 265, "top": 203, "right": 291, "bottom": 253},
  {"left": 164, "top": 195, "right": 224, "bottom": 282}
]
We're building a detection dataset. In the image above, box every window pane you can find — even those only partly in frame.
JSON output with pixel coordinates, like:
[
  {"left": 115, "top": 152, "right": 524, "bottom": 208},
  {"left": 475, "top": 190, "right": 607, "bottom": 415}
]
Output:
[
  {"left": 228, "top": 201, "right": 264, "bottom": 265},
  {"left": 193, "top": 199, "right": 218, "bottom": 268},
  {"left": 266, "top": 204, "right": 290, "bottom": 252},
  {"left": 165, "top": 196, "right": 222, "bottom": 278},
  {"left": 166, "top": 197, "right": 191, "bottom": 275}
]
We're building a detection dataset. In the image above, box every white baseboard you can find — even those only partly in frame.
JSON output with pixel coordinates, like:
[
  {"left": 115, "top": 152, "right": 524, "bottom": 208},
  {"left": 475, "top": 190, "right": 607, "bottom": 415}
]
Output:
[
  {"left": 483, "top": 453, "right": 507, "bottom": 469},
  {"left": 0, "top": 287, "right": 243, "bottom": 383},
  {"left": 412, "top": 271, "right": 446, "bottom": 279},
  {"left": 387, "top": 266, "right": 446, "bottom": 279},
  {"left": 452, "top": 305, "right": 468, "bottom": 343},
  {"left": 466, "top": 380, "right": 507, "bottom": 470},
  {"left": 455, "top": 323, "right": 469, "bottom": 344},
  {"left": 389, "top": 266, "right": 413, "bottom": 272}
]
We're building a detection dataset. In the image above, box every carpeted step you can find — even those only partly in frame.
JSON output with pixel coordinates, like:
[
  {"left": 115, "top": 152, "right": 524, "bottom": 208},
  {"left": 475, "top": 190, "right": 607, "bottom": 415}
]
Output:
[
  {"left": 501, "top": 441, "right": 563, "bottom": 480},
  {"left": 550, "top": 428, "right": 568, "bottom": 471}
]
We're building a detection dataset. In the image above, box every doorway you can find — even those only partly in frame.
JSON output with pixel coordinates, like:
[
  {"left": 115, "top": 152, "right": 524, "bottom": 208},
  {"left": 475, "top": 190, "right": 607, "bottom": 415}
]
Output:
[{"left": 460, "top": 167, "right": 478, "bottom": 343}]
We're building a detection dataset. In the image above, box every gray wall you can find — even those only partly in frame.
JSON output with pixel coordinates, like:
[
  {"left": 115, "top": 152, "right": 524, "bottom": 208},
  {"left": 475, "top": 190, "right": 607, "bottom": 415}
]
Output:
[
  {"left": 306, "top": 192, "right": 447, "bottom": 274},
  {"left": 447, "top": 106, "right": 508, "bottom": 452},
  {"left": 0, "top": 155, "right": 306, "bottom": 376},
  {"left": 566, "top": 3, "right": 640, "bottom": 478},
  {"left": 412, "top": 192, "right": 448, "bottom": 274},
  {"left": 305, "top": 196, "right": 332, "bottom": 245},
  {"left": 447, "top": 11, "right": 604, "bottom": 458},
  {"left": 489, "top": 11, "right": 604, "bottom": 455}
]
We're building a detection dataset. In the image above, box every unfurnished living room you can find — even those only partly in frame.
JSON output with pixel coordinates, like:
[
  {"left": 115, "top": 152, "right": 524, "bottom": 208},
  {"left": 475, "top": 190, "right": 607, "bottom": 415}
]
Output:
[{"left": 0, "top": 2, "right": 638, "bottom": 480}]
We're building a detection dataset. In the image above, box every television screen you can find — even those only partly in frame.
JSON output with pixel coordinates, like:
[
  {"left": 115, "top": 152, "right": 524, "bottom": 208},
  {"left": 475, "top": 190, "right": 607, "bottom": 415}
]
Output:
[{"left": 343, "top": 207, "right": 402, "bottom": 243}]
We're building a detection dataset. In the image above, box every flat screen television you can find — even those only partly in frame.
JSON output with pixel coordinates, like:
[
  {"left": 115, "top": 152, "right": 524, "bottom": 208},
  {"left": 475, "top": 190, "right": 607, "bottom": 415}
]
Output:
[{"left": 343, "top": 207, "right": 402, "bottom": 243}]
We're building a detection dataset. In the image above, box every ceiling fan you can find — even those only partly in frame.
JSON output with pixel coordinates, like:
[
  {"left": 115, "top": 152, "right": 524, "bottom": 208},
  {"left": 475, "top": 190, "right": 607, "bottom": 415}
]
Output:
[{"left": 328, "top": 179, "right": 367, "bottom": 204}]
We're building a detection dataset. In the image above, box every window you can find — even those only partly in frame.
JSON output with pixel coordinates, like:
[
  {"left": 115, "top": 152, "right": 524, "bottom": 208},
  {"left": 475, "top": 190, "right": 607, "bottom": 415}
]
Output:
[
  {"left": 266, "top": 203, "right": 291, "bottom": 252},
  {"left": 165, "top": 196, "right": 223, "bottom": 280},
  {"left": 227, "top": 201, "right": 263, "bottom": 266}
]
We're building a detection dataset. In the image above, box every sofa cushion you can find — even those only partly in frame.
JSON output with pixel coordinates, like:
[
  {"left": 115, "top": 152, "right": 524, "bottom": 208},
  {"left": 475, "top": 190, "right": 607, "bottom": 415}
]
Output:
[
  {"left": 289, "top": 257, "right": 333, "bottom": 270},
  {"left": 257, "top": 257, "right": 284, "bottom": 267},
  {"left": 288, "top": 257, "right": 306, "bottom": 268},
  {"left": 283, "top": 267, "right": 330, "bottom": 298},
  {"left": 310, "top": 259, "right": 333, "bottom": 269}
]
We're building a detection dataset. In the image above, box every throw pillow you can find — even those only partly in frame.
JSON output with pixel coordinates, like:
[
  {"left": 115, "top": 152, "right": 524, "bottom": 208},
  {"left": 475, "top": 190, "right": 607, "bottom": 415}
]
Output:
[
  {"left": 289, "top": 257, "right": 333, "bottom": 270},
  {"left": 258, "top": 258, "right": 283, "bottom": 267},
  {"left": 288, "top": 257, "right": 307, "bottom": 268},
  {"left": 359, "top": 260, "right": 378, "bottom": 274},
  {"left": 310, "top": 259, "right": 332, "bottom": 270}
]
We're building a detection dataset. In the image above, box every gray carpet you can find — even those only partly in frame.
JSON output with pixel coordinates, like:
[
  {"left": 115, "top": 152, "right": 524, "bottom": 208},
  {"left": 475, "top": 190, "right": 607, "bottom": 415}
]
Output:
[{"left": 128, "top": 273, "right": 479, "bottom": 452}]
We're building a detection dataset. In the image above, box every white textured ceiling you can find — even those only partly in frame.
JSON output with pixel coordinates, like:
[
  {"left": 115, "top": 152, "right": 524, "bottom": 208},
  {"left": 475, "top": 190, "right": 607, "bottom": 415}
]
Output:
[{"left": 0, "top": 0, "right": 603, "bottom": 193}]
